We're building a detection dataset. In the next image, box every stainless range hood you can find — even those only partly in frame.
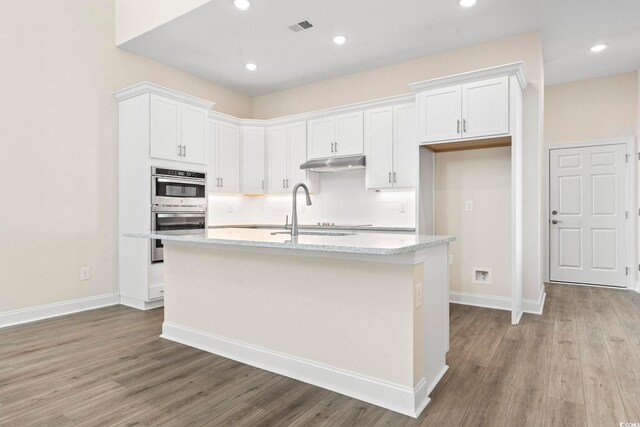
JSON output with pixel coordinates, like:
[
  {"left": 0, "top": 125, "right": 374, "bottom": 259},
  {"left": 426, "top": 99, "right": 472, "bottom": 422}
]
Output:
[{"left": 300, "top": 155, "right": 366, "bottom": 172}]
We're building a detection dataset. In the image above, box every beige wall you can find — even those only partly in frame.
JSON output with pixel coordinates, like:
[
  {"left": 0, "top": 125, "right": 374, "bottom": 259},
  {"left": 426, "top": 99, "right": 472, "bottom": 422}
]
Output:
[
  {"left": 0, "top": 0, "right": 251, "bottom": 314},
  {"left": 115, "top": 0, "right": 212, "bottom": 46},
  {"left": 545, "top": 72, "right": 639, "bottom": 144},
  {"left": 253, "top": 32, "right": 543, "bottom": 119},
  {"left": 435, "top": 148, "right": 511, "bottom": 298}
]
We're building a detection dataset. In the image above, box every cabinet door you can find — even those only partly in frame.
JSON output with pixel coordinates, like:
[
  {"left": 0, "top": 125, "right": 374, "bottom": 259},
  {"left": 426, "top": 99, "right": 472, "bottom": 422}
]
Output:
[
  {"left": 393, "top": 103, "right": 417, "bottom": 188},
  {"left": 180, "top": 105, "right": 208, "bottom": 165},
  {"left": 150, "top": 94, "right": 182, "bottom": 161},
  {"left": 418, "top": 86, "right": 461, "bottom": 143},
  {"left": 287, "top": 121, "right": 307, "bottom": 189},
  {"left": 217, "top": 122, "right": 240, "bottom": 193},
  {"left": 207, "top": 120, "right": 219, "bottom": 192},
  {"left": 242, "top": 127, "right": 266, "bottom": 194},
  {"left": 461, "top": 76, "right": 509, "bottom": 139},
  {"left": 267, "top": 125, "right": 288, "bottom": 194},
  {"left": 334, "top": 111, "right": 364, "bottom": 156},
  {"left": 364, "top": 107, "right": 393, "bottom": 189},
  {"left": 307, "top": 116, "right": 334, "bottom": 159}
]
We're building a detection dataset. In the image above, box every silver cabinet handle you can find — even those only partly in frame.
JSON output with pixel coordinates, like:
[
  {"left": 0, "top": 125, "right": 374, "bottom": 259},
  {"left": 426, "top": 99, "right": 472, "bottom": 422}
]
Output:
[
  {"left": 286, "top": 179, "right": 289, "bottom": 188},
  {"left": 178, "top": 145, "right": 183, "bottom": 156},
  {"left": 262, "top": 180, "right": 264, "bottom": 190},
  {"left": 335, "top": 141, "right": 338, "bottom": 152},
  {"left": 220, "top": 178, "right": 223, "bottom": 187},
  {"left": 216, "top": 177, "right": 220, "bottom": 187},
  {"left": 331, "top": 142, "right": 334, "bottom": 153},
  {"left": 457, "top": 120, "right": 460, "bottom": 133},
  {"left": 182, "top": 145, "right": 187, "bottom": 157},
  {"left": 462, "top": 119, "right": 467, "bottom": 133},
  {"left": 389, "top": 172, "right": 392, "bottom": 183},
  {"left": 282, "top": 179, "right": 285, "bottom": 188},
  {"left": 393, "top": 172, "right": 397, "bottom": 183}
]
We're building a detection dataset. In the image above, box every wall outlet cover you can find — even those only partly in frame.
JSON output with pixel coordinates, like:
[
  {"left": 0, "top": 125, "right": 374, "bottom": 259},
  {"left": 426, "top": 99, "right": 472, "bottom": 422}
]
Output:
[
  {"left": 472, "top": 268, "right": 492, "bottom": 285},
  {"left": 80, "top": 267, "right": 90, "bottom": 281},
  {"left": 465, "top": 200, "right": 474, "bottom": 212}
]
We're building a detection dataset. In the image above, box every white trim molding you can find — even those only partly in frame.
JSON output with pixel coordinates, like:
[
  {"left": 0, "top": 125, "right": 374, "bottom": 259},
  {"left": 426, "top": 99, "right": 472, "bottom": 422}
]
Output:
[
  {"left": 161, "top": 321, "right": 439, "bottom": 418},
  {"left": 119, "top": 296, "right": 164, "bottom": 311},
  {"left": 114, "top": 81, "right": 215, "bottom": 109},
  {"left": 409, "top": 62, "right": 528, "bottom": 92},
  {"left": 450, "top": 290, "right": 546, "bottom": 315},
  {"left": 0, "top": 293, "right": 119, "bottom": 329}
]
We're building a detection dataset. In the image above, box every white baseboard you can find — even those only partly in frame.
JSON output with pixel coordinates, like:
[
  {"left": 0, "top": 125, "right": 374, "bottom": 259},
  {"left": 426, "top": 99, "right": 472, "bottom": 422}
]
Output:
[
  {"left": 161, "top": 322, "right": 433, "bottom": 418},
  {"left": 449, "top": 289, "right": 546, "bottom": 315},
  {"left": 0, "top": 293, "right": 119, "bottom": 329},
  {"left": 119, "top": 296, "right": 164, "bottom": 310}
]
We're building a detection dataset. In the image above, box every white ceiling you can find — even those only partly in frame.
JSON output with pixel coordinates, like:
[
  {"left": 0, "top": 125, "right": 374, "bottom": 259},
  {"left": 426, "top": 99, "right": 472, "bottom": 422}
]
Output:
[{"left": 119, "top": 0, "right": 640, "bottom": 96}]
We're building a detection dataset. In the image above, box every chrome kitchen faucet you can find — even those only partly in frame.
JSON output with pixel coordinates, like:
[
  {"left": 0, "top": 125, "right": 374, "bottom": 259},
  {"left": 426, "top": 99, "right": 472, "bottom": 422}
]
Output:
[{"left": 291, "top": 183, "right": 312, "bottom": 237}]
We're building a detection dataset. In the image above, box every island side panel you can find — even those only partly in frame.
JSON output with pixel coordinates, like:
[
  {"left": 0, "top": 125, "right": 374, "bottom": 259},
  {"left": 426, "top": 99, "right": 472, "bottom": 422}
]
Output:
[{"left": 162, "top": 243, "right": 416, "bottom": 388}]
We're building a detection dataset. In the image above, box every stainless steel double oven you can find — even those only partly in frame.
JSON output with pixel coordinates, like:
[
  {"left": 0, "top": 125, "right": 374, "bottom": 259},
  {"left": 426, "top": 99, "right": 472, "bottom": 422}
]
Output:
[{"left": 151, "top": 167, "right": 207, "bottom": 263}]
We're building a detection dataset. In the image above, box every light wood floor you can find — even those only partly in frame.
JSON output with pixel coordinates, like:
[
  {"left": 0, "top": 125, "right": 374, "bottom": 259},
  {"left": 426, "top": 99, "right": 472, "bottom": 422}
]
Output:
[{"left": 1, "top": 283, "right": 640, "bottom": 426}]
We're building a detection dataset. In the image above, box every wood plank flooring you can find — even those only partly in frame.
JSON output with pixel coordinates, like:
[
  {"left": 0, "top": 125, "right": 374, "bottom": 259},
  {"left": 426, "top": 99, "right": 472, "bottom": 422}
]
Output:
[{"left": 1, "top": 283, "right": 639, "bottom": 426}]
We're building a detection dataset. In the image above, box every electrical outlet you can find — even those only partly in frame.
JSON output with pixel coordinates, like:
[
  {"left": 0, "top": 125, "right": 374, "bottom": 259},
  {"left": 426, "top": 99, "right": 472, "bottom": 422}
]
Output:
[
  {"left": 227, "top": 204, "right": 233, "bottom": 213},
  {"left": 465, "top": 200, "right": 474, "bottom": 212},
  {"left": 399, "top": 202, "right": 406, "bottom": 213},
  {"left": 80, "top": 267, "right": 90, "bottom": 281},
  {"left": 415, "top": 282, "right": 423, "bottom": 308},
  {"left": 472, "top": 268, "right": 492, "bottom": 285}
]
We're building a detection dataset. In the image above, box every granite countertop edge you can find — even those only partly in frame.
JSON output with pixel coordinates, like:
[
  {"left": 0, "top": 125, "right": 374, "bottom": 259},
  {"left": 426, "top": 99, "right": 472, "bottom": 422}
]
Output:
[{"left": 208, "top": 224, "right": 416, "bottom": 233}]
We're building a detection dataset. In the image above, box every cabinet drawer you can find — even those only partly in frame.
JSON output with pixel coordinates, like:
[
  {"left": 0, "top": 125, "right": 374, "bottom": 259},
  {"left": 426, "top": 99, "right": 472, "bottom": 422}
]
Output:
[{"left": 149, "top": 285, "right": 165, "bottom": 300}]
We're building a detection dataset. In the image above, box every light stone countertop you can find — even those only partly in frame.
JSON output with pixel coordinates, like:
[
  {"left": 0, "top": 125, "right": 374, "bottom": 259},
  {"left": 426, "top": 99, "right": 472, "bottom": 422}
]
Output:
[
  {"left": 126, "top": 228, "right": 454, "bottom": 256},
  {"left": 208, "top": 224, "right": 416, "bottom": 233}
]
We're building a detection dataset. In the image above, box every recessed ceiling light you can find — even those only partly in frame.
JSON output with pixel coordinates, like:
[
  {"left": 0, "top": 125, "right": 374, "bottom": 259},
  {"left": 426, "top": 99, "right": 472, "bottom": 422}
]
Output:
[
  {"left": 245, "top": 63, "right": 257, "bottom": 71},
  {"left": 459, "top": 0, "right": 477, "bottom": 7},
  {"left": 233, "top": 0, "right": 250, "bottom": 11},
  {"left": 332, "top": 35, "right": 347, "bottom": 45},
  {"left": 590, "top": 44, "right": 607, "bottom": 52}
]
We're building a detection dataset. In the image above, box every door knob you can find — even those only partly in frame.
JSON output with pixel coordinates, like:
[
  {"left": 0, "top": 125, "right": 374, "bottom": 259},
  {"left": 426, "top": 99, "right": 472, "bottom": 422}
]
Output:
[{"left": 551, "top": 219, "right": 563, "bottom": 224}]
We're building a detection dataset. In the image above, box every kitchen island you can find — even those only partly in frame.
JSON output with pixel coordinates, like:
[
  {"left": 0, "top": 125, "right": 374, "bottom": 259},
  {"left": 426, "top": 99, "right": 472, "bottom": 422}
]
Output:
[{"left": 126, "top": 228, "right": 454, "bottom": 417}]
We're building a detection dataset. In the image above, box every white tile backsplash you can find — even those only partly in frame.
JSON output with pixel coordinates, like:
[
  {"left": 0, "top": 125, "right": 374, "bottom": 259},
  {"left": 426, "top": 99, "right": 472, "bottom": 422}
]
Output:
[{"left": 208, "top": 170, "right": 415, "bottom": 227}]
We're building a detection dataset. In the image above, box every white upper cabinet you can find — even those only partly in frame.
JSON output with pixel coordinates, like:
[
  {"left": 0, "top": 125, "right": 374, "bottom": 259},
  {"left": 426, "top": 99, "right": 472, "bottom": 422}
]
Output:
[
  {"left": 393, "top": 103, "right": 417, "bottom": 188},
  {"left": 307, "top": 116, "right": 334, "bottom": 159},
  {"left": 267, "top": 125, "right": 288, "bottom": 194},
  {"left": 307, "top": 111, "right": 364, "bottom": 160},
  {"left": 417, "top": 76, "right": 509, "bottom": 144},
  {"left": 417, "top": 86, "right": 461, "bottom": 143},
  {"left": 365, "top": 106, "right": 394, "bottom": 189},
  {"left": 267, "top": 121, "right": 308, "bottom": 194},
  {"left": 287, "top": 121, "right": 308, "bottom": 187},
  {"left": 461, "top": 77, "right": 509, "bottom": 139},
  {"left": 242, "top": 127, "right": 266, "bottom": 194},
  {"left": 209, "top": 120, "right": 240, "bottom": 194},
  {"left": 180, "top": 104, "right": 208, "bottom": 164},
  {"left": 365, "top": 103, "right": 417, "bottom": 190},
  {"left": 150, "top": 95, "right": 182, "bottom": 161},
  {"left": 150, "top": 94, "right": 208, "bottom": 164},
  {"left": 334, "top": 111, "right": 364, "bottom": 156}
]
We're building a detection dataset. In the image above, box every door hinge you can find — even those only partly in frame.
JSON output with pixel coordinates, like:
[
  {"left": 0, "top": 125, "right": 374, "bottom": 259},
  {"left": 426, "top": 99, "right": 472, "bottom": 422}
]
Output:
[
  {"left": 626, "top": 211, "right": 629, "bottom": 219},
  {"left": 625, "top": 154, "right": 629, "bottom": 163},
  {"left": 637, "top": 153, "right": 640, "bottom": 161}
]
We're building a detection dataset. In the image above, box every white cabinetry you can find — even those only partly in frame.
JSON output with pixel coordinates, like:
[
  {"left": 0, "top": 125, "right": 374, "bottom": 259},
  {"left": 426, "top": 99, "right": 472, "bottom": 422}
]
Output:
[
  {"left": 417, "top": 76, "right": 508, "bottom": 143},
  {"left": 149, "top": 94, "right": 208, "bottom": 164},
  {"left": 365, "top": 103, "right": 417, "bottom": 189},
  {"left": 307, "top": 111, "right": 364, "bottom": 160},
  {"left": 267, "top": 121, "right": 309, "bottom": 194},
  {"left": 242, "top": 127, "right": 266, "bottom": 194},
  {"left": 208, "top": 120, "right": 240, "bottom": 194}
]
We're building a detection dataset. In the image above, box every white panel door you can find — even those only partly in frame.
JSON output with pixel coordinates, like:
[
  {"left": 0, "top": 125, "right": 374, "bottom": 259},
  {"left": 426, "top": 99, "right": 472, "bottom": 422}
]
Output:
[
  {"left": 549, "top": 144, "right": 628, "bottom": 287},
  {"left": 334, "top": 111, "right": 364, "bottom": 156},
  {"left": 461, "top": 76, "right": 509, "bottom": 139},
  {"left": 287, "top": 121, "right": 307, "bottom": 189},
  {"left": 217, "top": 122, "right": 240, "bottom": 194},
  {"left": 364, "top": 107, "right": 393, "bottom": 189},
  {"left": 242, "top": 127, "right": 266, "bottom": 194},
  {"left": 307, "top": 116, "right": 334, "bottom": 159},
  {"left": 393, "top": 103, "right": 417, "bottom": 188},
  {"left": 150, "top": 94, "right": 182, "bottom": 161},
  {"left": 418, "top": 86, "right": 461, "bottom": 143},
  {"left": 267, "top": 125, "right": 288, "bottom": 194},
  {"left": 180, "top": 105, "right": 208, "bottom": 165}
]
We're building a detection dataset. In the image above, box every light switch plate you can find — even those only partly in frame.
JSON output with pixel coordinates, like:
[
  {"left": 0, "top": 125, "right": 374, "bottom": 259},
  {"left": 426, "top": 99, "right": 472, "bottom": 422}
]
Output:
[
  {"left": 465, "top": 200, "right": 474, "bottom": 212},
  {"left": 80, "top": 267, "right": 90, "bottom": 281},
  {"left": 415, "top": 282, "right": 423, "bottom": 308}
]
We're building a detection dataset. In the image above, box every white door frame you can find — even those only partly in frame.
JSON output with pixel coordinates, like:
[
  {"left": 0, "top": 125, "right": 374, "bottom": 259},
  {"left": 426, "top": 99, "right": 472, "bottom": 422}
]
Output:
[{"left": 544, "top": 137, "right": 638, "bottom": 291}]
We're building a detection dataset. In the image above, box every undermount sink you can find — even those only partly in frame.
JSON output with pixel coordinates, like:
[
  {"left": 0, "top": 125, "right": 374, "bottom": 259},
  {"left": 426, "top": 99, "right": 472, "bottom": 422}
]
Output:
[{"left": 270, "top": 231, "right": 355, "bottom": 237}]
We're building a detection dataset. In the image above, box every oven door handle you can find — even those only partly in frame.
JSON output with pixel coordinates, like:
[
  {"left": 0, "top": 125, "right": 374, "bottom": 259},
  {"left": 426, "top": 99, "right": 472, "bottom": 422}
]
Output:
[
  {"left": 155, "top": 177, "right": 205, "bottom": 185},
  {"left": 155, "top": 213, "right": 206, "bottom": 218}
]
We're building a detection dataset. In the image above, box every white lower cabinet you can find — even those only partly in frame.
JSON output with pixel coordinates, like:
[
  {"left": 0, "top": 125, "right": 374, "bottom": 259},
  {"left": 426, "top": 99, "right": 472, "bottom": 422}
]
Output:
[
  {"left": 365, "top": 103, "right": 417, "bottom": 189},
  {"left": 242, "top": 127, "right": 266, "bottom": 194},
  {"left": 267, "top": 121, "right": 308, "bottom": 194},
  {"left": 208, "top": 120, "right": 240, "bottom": 193}
]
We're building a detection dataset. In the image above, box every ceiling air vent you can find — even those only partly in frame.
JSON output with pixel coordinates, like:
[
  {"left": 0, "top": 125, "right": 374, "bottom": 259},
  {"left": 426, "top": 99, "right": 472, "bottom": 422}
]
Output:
[{"left": 288, "top": 20, "right": 314, "bottom": 33}]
